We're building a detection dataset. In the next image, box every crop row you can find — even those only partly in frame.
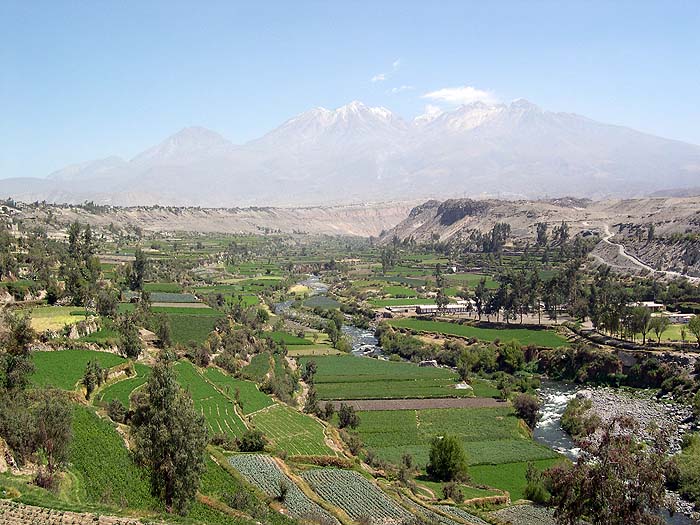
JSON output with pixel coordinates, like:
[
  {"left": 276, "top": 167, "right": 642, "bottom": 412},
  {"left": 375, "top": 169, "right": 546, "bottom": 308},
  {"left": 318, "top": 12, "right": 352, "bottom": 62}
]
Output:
[
  {"left": 227, "top": 454, "right": 338, "bottom": 524},
  {"left": 0, "top": 501, "right": 142, "bottom": 525},
  {"left": 435, "top": 505, "right": 490, "bottom": 525},
  {"left": 250, "top": 404, "right": 335, "bottom": 456},
  {"left": 301, "top": 468, "right": 411, "bottom": 524}
]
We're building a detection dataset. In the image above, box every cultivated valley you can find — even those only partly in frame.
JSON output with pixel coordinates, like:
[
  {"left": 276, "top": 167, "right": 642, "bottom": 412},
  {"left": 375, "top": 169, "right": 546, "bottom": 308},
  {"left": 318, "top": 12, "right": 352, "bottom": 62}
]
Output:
[{"left": 1, "top": 197, "right": 700, "bottom": 525}]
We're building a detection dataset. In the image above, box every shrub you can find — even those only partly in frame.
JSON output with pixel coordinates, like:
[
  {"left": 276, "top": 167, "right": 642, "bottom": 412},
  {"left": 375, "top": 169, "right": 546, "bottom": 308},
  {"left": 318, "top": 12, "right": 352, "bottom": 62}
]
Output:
[
  {"left": 513, "top": 393, "right": 540, "bottom": 429},
  {"left": 107, "top": 399, "right": 126, "bottom": 424},
  {"left": 238, "top": 429, "right": 265, "bottom": 452},
  {"left": 442, "top": 481, "right": 464, "bottom": 502}
]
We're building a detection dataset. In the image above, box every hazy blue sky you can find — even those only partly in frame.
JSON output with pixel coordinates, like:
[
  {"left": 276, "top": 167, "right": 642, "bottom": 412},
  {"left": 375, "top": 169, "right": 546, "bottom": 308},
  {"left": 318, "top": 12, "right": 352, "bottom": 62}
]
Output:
[{"left": 2, "top": 0, "right": 699, "bottom": 178}]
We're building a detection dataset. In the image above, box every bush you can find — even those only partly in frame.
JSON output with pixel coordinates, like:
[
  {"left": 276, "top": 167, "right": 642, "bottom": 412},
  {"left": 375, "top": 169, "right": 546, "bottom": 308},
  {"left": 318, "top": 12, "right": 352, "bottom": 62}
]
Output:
[
  {"left": 107, "top": 399, "right": 126, "bottom": 424},
  {"left": 513, "top": 393, "right": 540, "bottom": 429},
  {"left": 442, "top": 481, "right": 463, "bottom": 503},
  {"left": 524, "top": 462, "right": 550, "bottom": 504},
  {"left": 238, "top": 429, "right": 265, "bottom": 452}
]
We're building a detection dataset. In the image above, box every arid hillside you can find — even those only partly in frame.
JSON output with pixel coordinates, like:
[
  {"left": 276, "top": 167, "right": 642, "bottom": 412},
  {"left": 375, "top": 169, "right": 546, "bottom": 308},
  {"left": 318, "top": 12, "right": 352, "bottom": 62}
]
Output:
[
  {"left": 9, "top": 201, "right": 416, "bottom": 238},
  {"left": 382, "top": 196, "right": 700, "bottom": 277}
]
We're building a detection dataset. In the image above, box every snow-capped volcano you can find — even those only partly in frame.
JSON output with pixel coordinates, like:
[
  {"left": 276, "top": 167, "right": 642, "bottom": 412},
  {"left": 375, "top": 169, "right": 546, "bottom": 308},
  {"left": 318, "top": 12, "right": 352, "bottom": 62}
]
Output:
[{"left": 4, "top": 99, "right": 700, "bottom": 206}]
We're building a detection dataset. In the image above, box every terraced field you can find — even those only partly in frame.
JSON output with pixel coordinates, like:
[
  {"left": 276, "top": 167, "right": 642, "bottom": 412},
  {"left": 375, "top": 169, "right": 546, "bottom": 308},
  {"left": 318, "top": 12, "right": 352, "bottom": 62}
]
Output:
[
  {"left": 97, "top": 363, "right": 151, "bottom": 407},
  {"left": 32, "top": 350, "right": 126, "bottom": 390},
  {"left": 228, "top": 454, "right": 338, "bottom": 524},
  {"left": 301, "top": 468, "right": 411, "bottom": 524},
  {"left": 356, "top": 407, "right": 558, "bottom": 468},
  {"left": 203, "top": 367, "right": 274, "bottom": 415},
  {"left": 174, "top": 361, "right": 247, "bottom": 436},
  {"left": 250, "top": 404, "right": 335, "bottom": 456},
  {"left": 299, "top": 355, "right": 470, "bottom": 400}
]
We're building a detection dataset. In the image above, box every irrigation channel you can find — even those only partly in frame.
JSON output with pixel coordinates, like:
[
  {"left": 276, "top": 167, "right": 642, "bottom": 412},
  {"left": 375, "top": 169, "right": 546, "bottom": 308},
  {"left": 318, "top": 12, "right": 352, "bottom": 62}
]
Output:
[{"left": 278, "top": 276, "right": 697, "bottom": 523}]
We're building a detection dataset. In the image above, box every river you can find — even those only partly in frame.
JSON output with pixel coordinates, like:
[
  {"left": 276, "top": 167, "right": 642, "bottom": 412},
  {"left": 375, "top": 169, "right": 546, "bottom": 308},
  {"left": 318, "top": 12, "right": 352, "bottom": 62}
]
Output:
[{"left": 534, "top": 380, "right": 698, "bottom": 524}]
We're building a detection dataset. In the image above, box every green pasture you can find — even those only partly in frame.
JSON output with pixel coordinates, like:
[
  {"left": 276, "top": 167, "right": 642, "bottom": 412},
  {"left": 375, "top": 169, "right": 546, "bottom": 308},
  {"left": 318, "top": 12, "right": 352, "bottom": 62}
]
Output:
[{"left": 389, "top": 319, "right": 569, "bottom": 348}]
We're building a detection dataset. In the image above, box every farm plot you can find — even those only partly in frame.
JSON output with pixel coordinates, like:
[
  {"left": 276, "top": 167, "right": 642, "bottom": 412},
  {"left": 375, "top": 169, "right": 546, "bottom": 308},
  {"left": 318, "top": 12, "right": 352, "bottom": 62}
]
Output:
[
  {"left": 168, "top": 311, "right": 223, "bottom": 344},
  {"left": 389, "top": 319, "right": 569, "bottom": 348},
  {"left": 399, "top": 495, "right": 464, "bottom": 525},
  {"left": 97, "top": 363, "right": 151, "bottom": 407},
  {"left": 203, "top": 367, "right": 274, "bottom": 415},
  {"left": 436, "top": 506, "right": 490, "bottom": 525},
  {"left": 69, "top": 406, "right": 155, "bottom": 509},
  {"left": 262, "top": 331, "right": 312, "bottom": 345},
  {"left": 32, "top": 350, "right": 125, "bottom": 390},
  {"left": 356, "top": 407, "right": 559, "bottom": 468},
  {"left": 29, "top": 306, "right": 87, "bottom": 332},
  {"left": 301, "top": 468, "right": 411, "bottom": 524},
  {"left": 227, "top": 454, "right": 338, "bottom": 524},
  {"left": 174, "top": 361, "right": 246, "bottom": 437},
  {"left": 299, "top": 355, "right": 469, "bottom": 400},
  {"left": 250, "top": 404, "right": 335, "bottom": 456}
]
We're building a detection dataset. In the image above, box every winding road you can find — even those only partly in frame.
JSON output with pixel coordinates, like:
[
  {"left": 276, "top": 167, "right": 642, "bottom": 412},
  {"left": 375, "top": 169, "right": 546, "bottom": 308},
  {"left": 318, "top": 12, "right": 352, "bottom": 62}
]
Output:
[{"left": 596, "top": 224, "right": 700, "bottom": 283}]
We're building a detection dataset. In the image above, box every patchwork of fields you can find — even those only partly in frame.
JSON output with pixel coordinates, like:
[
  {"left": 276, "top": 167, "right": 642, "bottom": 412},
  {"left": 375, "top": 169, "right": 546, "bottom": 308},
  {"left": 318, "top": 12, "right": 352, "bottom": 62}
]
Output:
[
  {"left": 355, "top": 406, "right": 559, "bottom": 468},
  {"left": 300, "top": 354, "right": 477, "bottom": 400}
]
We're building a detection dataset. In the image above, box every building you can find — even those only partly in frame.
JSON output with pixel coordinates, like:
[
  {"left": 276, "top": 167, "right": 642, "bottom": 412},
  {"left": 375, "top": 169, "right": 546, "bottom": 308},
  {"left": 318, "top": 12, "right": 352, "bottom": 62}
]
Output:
[
  {"left": 627, "top": 301, "right": 665, "bottom": 312},
  {"left": 416, "top": 304, "right": 473, "bottom": 315}
]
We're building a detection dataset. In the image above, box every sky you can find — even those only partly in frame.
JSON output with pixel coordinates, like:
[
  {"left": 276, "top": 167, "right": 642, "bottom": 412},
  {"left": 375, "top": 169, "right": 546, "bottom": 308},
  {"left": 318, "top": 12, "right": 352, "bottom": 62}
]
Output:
[{"left": 1, "top": 0, "right": 699, "bottom": 179}]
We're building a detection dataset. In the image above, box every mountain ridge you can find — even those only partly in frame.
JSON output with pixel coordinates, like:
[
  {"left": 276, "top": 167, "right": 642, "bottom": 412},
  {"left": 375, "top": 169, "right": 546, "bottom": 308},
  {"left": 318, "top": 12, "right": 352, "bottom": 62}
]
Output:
[{"left": 3, "top": 99, "right": 700, "bottom": 206}]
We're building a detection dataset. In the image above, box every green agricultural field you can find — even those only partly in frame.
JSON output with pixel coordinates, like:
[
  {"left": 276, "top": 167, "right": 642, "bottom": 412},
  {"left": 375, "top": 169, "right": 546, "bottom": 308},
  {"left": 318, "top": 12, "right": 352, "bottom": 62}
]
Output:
[
  {"left": 382, "top": 285, "right": 418, "bottom": 297},
  {"left": 69, "top": 406, "right": 156, "bottom": 509},
  {"left": 415, "top": 478, "right": 501, "bottom": 500},
  {"left": 174, "top": 361, "right": 247, "bottom": 437},
  {"left": 356, "top": 406, "right": 559, "bottom": 469},
  {"left": 299, "top": 355, "right": 469, "bottom": 400},
  {"left": 470, "top": 458, "right": 564, "bottom": 502},
  {"left": 79, "top": 319, "right": 118, "bottom": 344},
  {"left": 240, "top": 352, "right": 273, "bottom": 382},
  {"left": 369, "top": 298, "right": 436, "bottom": 307},
  {"left": 389, "top": 319, "right": 569, "bottom": 348},
  {"left": 32, "top": 350, "right": 125, "bottom": 390},
  {"left": 29, "top": 306, "right": 88, "bottom": 332},
  {"left": 168, "top": 312, "right": 224, "bottom": 344},
  {"left": 302, "top": 296, "right": 342, "bottom": 309},
  {"left": 203, "top": 367, "right": 274, "bottom": 415},
  {"left": 262, "top": 331, "right": 312, "bottom": 345},
  {"left": 444, "top": 273, "right": 498, "bottom": 289},
  {"left": 250, "top": 404, "right": 335, "bottom": 456},
  {"left": 143, "top": 282, "right": 182, "bottom": 293},
  {"left": 97, "top": 363, "right": 151, "bottom": 407}
]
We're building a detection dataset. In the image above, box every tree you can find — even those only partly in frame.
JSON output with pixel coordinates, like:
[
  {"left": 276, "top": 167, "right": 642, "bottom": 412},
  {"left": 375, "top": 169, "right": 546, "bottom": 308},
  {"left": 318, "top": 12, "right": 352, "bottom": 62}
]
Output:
[
  {"left": 649, "top": 316, "right": 670, "bottom": 345},
  {"left": 129, "top": 248, "right": 148, "bottom": 291},
  {"left": 325, "top": 320, "right": 341, "bottom": 348},
  {"left": 155, "top": 313, "right": 172, "bottom": 349},
  {"left": 688, "top": 315, "right": 700, "bottom": 348},
  {"left": 96, "top": 289, "right": 118, "bottom": 318},
  {"left": 513, "top": 393, "right": 540, "bottom": 429},
  {"left": 34, "top": 393, "right": 73, "bottom": 488},
  {"left": 117, "top": 314, "right": 143, "bottom": 359},
  {"left": 498, "top": 340, "right": 525, "bottom": 373},
  {"left": 301, "top": 360, "right": 317, "bottom": 384},
  {"left": 536, "top": 222, "right": 549, "bottom": 247},
  {"left": 108, "top": 398, "right": 126, "bottom": 423},
  {"left": 256, "top": 307, "right": 270, "bottom": 324},
  {"left": 547, "top": 417, "right": 670, "bottom": 525},
  {"left": 426, "top": 435, "right": 468, "bottom": 482},
  {"left": 474, "top": 278, "right": 489, "bottom": 321},
  {"left": 337, "top": 403, "right": 360, "bottom": 429},
  {"left": 132, "top": 351, "right": 208, "bottom": 514},
  {"left": 630, "top": 307, "right": 652, "bottom": 344},
  {"left": 81, "top": 359, "right": 104, "bottom": 400},
  {"left": 303, "top": 386, "right": 319, "bottom": 414},
  {"left": 0, "top": 310, "right": 36, "bottom": 391}
]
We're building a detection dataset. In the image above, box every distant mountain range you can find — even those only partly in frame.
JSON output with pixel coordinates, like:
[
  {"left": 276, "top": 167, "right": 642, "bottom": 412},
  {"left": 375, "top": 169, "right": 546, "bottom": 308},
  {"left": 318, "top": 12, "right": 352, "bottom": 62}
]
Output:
[{"left": 3, "top": 100, "right": 700, "bottom": 206}]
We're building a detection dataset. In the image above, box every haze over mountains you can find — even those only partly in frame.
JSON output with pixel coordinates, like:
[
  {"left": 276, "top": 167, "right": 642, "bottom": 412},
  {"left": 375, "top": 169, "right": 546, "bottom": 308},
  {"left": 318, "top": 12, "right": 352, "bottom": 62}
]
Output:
[{"left": 4, "top": 100, "right": 700, "bottom": 206}]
